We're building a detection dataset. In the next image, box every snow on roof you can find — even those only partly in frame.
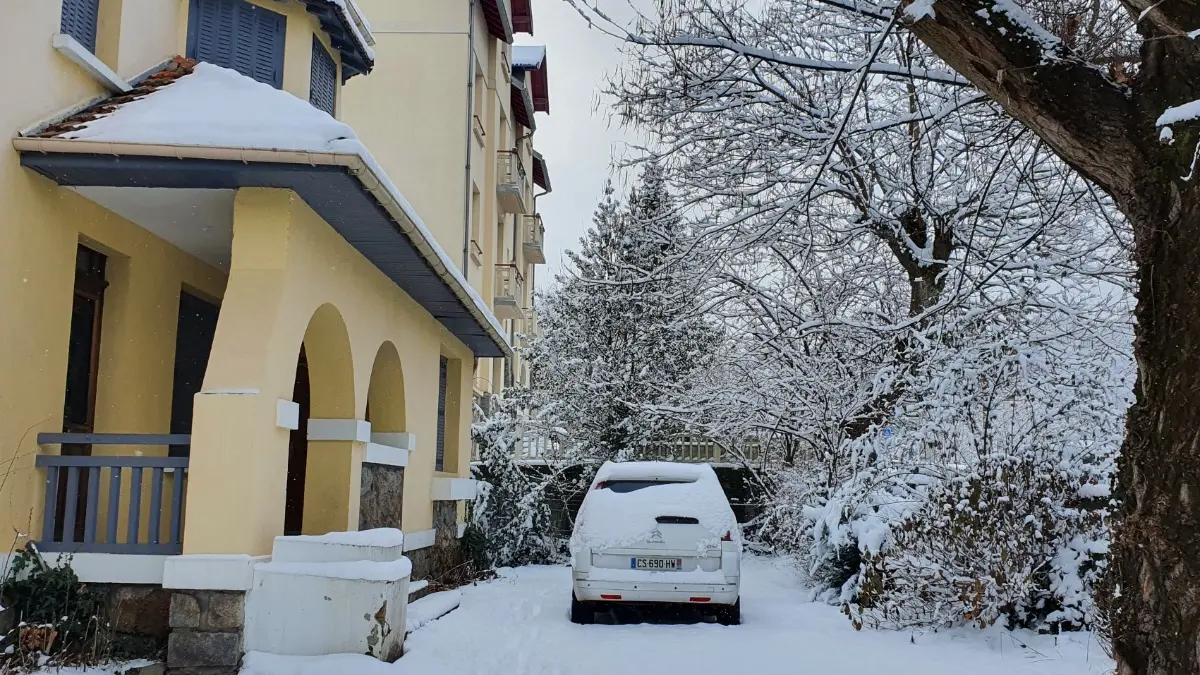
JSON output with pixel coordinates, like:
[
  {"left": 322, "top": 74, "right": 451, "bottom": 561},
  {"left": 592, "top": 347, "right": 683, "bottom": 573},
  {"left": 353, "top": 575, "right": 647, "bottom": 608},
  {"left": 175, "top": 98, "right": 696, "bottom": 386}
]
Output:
[
  {"left": 39, "top": 61, "right": 509, "bottom": 353},
  {"left": 323, "top": 0, "right": 376, "bottom": 61},
  {"left": 511, "top": 45, "right": 546, "bottom": 70},
  {"left": 572, "top": 462, "right": 736, "bottom": 552},
  {"left": 60, "top": 63, "right": 356, "bottom": 150}
]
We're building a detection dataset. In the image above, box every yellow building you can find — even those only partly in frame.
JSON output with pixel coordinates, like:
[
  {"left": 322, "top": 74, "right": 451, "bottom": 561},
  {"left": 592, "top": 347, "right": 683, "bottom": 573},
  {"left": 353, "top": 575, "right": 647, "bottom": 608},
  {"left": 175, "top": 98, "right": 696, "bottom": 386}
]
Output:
[
  {"left": 0, "top": 0, "right": 549, "bottom": 666},
  {"left": 343, "top": 0, "right": 550, "bottom": 399}
]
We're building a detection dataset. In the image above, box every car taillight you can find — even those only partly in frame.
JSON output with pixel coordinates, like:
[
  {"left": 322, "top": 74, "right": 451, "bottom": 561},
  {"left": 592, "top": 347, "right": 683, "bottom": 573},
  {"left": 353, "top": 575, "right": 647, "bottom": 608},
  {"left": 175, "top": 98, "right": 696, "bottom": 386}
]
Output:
[
  {"left": 721, "top": 531, "right": 733, "bottom": 542},
  {"left": 690, "top": 597, "right": 711, "bottom": 603},
  {"left": 594, "top": 481, "right": 608, "bottom": 490}
]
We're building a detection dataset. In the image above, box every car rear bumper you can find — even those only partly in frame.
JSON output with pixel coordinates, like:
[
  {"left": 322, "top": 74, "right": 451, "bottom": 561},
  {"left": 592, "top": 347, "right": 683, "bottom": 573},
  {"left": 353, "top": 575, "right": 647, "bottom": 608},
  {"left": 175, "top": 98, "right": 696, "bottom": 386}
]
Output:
[{"left": 573, "top": 578, "right": 739, "bottom": 605}]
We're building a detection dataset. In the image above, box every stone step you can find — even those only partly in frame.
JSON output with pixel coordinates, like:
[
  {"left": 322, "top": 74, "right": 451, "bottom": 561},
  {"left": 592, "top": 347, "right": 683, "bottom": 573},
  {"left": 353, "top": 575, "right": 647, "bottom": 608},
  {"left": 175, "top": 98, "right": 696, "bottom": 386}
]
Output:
[
  {"left": 270, "top": 528, "right": 405, "bottom": 564},
  {"left": 245, "top": 557, "right": 412, "bottom": 660}
]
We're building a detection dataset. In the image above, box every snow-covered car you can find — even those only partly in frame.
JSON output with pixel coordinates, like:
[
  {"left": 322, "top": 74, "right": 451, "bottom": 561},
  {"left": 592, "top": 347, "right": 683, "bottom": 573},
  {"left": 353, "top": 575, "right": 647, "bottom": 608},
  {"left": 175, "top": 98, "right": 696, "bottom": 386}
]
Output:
[{"left": 569, "top": 461, "right": 741, "bottom": 625}]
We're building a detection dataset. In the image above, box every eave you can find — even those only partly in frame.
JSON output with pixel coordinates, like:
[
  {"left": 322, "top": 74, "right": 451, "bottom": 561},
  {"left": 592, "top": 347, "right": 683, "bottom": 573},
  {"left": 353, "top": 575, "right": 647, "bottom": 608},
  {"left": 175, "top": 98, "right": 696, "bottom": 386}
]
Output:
[
  {"left": 510, "top": 76, "right": 535, "bottom": 131},
  {"left": 532, "top": 150, "right": 550, "bottom": 192},
  {"left": 512, "top": 0, "right": 533, "bottom": 35},
  {"left": 14, "top": 139, "right": 510, "bottom": 359},
  {"left": 299, "top": 0, "right": 375, "bottom": 80},
  {"left": 481, "top": 0, "right": 514, "bottom": 44}
]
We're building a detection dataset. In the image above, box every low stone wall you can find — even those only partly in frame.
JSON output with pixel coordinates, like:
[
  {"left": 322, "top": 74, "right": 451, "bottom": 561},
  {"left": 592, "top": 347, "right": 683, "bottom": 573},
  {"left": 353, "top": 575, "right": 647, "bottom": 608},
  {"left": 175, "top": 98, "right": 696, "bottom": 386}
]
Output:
[
  {"left": 107, "top": 585, "right": 172, "bottom": 658},
  {"left": 359, "top": 464, "right": 405, "bottom": 530},
  {"left": 167, "top": 590, "right": 245, "bottom": 675}
]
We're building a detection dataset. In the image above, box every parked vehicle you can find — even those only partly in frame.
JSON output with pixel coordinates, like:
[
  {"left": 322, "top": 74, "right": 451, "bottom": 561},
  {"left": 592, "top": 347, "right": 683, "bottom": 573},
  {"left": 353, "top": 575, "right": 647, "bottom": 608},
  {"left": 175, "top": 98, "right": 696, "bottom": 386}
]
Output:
[{"left": 569, "top": 461, "right": 741, "bottom": 625}]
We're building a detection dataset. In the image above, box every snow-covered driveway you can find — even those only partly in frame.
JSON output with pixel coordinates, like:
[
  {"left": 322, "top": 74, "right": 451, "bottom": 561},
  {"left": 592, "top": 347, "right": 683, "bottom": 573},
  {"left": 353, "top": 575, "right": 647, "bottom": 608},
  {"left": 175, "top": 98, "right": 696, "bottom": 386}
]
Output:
[{"left": 388, "top": 557, "right": 1112, "bottom": 675}]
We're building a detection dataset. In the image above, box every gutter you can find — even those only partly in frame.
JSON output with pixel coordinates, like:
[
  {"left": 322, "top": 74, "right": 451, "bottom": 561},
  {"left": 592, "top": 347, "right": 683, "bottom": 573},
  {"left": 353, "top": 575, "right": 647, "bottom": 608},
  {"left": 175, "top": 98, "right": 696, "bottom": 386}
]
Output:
[
  {"left": 461, "top": 0, "right": 477, "bottom": 273},
  {"left": 12, "top": 136, "right": 512, "bottom": 359}
]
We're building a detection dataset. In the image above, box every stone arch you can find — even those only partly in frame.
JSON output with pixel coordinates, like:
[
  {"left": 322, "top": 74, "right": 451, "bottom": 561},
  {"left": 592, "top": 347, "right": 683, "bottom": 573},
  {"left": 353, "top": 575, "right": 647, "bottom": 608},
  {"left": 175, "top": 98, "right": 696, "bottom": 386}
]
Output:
[{"left": 365, "top": 341, "right": 406, "bottom": 433}]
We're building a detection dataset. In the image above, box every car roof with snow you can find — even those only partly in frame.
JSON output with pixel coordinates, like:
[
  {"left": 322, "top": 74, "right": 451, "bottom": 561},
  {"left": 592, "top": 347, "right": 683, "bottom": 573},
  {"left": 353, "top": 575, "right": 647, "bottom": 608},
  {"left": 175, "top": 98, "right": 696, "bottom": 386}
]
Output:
[
  {"left": 590, "top": 461, "right": 709, "bottom": 484},
  {"left": 573, "top": 462, "right": 736, "bottom": 551}
]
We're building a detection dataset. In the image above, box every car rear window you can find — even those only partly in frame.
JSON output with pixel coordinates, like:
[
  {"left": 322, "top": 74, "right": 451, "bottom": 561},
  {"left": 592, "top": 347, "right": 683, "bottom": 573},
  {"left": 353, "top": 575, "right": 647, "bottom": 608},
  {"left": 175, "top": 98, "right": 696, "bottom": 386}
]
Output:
[{"left": 595, "top": 479, "right": 693, "bottom": 493}]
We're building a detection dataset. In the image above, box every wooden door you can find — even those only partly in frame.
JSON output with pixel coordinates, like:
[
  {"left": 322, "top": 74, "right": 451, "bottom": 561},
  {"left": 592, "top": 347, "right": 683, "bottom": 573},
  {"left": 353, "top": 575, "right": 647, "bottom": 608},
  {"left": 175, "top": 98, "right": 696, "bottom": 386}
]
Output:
[{"left": 56, "top": 245, "right": 107, "bottom": 542}]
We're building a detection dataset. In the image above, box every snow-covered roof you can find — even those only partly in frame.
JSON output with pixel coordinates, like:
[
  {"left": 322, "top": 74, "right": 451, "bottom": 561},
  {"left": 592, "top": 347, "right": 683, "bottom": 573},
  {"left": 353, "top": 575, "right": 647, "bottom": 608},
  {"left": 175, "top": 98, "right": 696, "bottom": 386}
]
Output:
[
  {"left": 511, "top": 45, "right": 546, "bottom": 70},
  {"left": 21, "top": 60, "right": 510, "bottom": 358},
  {"left": 307, "top": 0, "right": 375, "bottom": 76}
]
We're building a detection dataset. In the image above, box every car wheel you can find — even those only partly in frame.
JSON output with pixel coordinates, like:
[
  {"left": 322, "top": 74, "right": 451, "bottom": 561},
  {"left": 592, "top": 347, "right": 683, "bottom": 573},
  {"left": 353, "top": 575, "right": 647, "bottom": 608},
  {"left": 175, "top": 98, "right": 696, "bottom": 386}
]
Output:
[
  {"left": 716, "top": 597, "right": 741, "bottom": 626},
  {"left": 570, "top": 593, "right": 595, "bottom": 625}
]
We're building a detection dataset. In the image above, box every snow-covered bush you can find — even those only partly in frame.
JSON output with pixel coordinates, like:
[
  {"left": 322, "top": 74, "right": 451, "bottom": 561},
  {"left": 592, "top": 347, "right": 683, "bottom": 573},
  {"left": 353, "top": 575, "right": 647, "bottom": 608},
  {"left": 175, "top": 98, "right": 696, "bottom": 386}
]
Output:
[{"left": 466, "top": 395, "right": 562, "bottom": 570}]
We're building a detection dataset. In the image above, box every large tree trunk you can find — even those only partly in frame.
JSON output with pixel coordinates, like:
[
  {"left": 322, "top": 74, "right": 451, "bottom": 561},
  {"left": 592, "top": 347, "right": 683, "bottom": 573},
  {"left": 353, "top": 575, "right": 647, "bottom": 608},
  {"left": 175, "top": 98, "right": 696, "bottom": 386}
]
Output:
[
  {"left": 1110, "top": 184, "right": 1200, "bottom": 675},
  {"left": 899, "top": 2, "right": 1200, "bottom": 672}
]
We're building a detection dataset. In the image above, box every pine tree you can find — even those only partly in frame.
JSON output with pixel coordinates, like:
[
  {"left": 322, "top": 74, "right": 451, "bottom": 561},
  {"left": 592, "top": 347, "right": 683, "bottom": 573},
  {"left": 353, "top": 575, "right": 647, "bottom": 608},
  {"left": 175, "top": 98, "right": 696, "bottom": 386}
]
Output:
[{"left": 531, "top": 164, "right": 719, "bottom": 462}]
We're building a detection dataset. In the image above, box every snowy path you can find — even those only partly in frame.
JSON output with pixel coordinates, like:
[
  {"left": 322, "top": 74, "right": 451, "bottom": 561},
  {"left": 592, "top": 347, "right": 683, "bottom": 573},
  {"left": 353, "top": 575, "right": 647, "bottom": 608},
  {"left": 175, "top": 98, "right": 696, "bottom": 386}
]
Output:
[{"left": 387, "top": 557, "right": 1113, "bottom": 675}]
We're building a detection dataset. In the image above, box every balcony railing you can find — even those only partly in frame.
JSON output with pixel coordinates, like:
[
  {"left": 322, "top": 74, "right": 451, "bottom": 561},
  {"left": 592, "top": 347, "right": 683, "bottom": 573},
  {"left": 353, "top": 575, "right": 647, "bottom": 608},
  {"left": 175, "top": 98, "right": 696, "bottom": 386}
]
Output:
[
  {"left": 493, "top": 263, "right": 525, "bottom": 321},
  {"left": 496, "top": 150, "right": 529, "bottom": 214},
  {"left": 521, "top": 214, "right": 545, "bottom": 264},
  {"left": 472, "top": 115, "right": 487, "bottom": 147},
  {"left": 36, "top": 433, "right": 189, "bottom": 554}
]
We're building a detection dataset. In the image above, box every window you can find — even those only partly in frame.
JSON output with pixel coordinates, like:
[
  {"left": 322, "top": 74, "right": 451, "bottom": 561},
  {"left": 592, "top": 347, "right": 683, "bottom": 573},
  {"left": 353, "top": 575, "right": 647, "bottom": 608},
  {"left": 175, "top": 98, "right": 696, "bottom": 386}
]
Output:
[
  {"left": 187, "top": 0, "right": 286, "bottom": 89},
  {"left": 309, "top": 36, "right": 337, "bottom": 115},
  {"left": 435, "top": 356, "right": 448, "bottom": 471},
  {"left": 60, "top": 0, "right": 101, "bottom": 53}
]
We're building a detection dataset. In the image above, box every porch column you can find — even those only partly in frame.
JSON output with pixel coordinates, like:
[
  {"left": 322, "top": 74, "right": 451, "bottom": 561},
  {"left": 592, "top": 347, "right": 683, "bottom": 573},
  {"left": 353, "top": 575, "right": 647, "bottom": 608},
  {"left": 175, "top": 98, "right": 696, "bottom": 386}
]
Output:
[{"left": 182, "top": 189, "right": 297, "bottom": 556}]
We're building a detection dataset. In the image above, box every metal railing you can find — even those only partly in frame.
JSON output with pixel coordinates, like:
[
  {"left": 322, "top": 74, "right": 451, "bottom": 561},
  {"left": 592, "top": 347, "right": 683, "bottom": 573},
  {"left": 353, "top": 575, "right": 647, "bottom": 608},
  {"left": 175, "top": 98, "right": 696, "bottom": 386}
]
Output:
[
  {"left": 472, "top": 115, "right": 487, "bottom": 146},
  {"left": 36, "top": 433, "right": 189, "bottom": 554},
  {"left": 496, "top": 150, "right": 529, "bottom": 212},
  {"left": 494, "top": 263, "right": 525, "bottom": 311},
  {"left": 521, "top": 214, "right": 545, "bottom": 264}
]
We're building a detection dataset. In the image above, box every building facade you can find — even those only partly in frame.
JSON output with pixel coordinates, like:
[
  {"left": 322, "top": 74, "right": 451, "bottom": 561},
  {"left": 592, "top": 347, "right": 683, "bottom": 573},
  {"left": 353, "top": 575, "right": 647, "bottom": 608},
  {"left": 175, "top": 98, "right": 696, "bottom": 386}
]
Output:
[
  {"left": 343, "top": 0, "right": 550, "bottom": 399},
  {"left": 0, "top": 0, "right": 549, "bottom": 667}
]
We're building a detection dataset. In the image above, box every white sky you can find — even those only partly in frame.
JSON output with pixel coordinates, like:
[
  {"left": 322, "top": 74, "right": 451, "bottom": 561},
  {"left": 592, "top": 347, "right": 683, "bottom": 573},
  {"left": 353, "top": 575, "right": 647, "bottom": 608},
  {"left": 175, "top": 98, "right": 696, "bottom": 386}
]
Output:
[{"left": 517, "top": 0, "right": 643, "bottom": 287}]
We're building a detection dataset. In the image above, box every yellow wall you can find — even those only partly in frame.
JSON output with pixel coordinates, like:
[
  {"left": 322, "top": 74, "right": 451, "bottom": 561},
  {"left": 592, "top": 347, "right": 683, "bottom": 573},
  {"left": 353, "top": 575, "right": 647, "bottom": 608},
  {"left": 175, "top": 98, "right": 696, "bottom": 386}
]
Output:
[
  {"left": 185, "top": 189, "right": 474, "bottom": 555},
  {"left": 1, "top": 0, "right": 485, "bottom": 557}
]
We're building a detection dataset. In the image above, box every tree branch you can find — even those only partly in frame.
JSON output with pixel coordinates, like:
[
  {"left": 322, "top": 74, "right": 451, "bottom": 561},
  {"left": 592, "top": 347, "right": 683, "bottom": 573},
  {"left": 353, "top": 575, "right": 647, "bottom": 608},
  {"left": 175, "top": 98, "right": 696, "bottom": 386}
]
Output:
[{"left": 904, "top": 0, "right": 1143, "bottom": 202}]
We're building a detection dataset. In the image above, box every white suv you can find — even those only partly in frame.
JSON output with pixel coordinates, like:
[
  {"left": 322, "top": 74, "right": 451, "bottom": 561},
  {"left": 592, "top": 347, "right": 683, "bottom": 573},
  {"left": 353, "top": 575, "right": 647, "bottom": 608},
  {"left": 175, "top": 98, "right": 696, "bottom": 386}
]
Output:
[{"left": 569, "top": 461, "right": 741, "bottom": 625}]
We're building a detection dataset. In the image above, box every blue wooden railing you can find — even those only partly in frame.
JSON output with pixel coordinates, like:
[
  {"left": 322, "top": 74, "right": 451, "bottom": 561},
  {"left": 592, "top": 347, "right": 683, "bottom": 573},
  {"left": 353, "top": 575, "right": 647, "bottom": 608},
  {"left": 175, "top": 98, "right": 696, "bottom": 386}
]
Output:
[{"left": 36, "top": 434, "right": 189, "bottom": 555}]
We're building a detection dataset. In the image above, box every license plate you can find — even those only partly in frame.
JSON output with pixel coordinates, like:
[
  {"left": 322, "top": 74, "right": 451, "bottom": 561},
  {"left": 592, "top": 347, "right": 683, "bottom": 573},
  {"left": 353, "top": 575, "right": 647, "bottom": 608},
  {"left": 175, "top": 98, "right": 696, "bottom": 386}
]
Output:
[{"left": 632, "top": 557, "right": 682, "bottom": 570}]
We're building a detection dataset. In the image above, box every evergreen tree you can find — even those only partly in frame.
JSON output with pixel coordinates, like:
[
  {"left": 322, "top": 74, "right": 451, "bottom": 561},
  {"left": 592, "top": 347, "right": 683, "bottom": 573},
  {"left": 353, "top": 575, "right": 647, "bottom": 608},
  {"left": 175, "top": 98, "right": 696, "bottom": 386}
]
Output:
[{"left": 531, "top": 163, "right": 719, "bottom": 462}]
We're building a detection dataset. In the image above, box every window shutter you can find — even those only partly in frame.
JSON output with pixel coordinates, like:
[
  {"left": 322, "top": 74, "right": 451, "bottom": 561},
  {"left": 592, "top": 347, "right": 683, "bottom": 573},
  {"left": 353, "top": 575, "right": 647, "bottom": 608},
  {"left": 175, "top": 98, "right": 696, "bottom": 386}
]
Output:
[
  {"left": 436, "top": 357, "right": 448, "bottom": 472},
  {"left": 188, "top": 0, "right": 286, "bottom": 89},
  {"left": 309, "top": 36, "right": 337, "bottom": 116},
  {"left": 60, "top": 0, "right": 101, "bottom": 53}
]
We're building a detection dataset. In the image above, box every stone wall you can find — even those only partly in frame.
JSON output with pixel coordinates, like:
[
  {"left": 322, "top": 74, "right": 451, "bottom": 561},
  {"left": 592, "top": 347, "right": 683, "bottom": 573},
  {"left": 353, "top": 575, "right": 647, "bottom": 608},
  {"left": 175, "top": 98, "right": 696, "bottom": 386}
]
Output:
[
  {"left": 359, "top": 464, "right": 405, "bottom": 530},
  {"left": 407, "top": 502, "right": 465, "bottom": 584},
  {"left": 107, "top": 585, "right": 172, "bottom": 658},
  {"left": 167, "top": 591, "right": 245, "bottom": 675}
]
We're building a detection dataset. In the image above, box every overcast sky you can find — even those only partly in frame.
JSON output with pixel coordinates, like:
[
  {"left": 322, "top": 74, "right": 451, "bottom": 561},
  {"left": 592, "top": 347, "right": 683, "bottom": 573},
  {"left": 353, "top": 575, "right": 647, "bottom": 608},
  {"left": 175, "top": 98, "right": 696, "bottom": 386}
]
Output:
[{"left": 516, "top": 0, "right": 642, "bottom": 287}]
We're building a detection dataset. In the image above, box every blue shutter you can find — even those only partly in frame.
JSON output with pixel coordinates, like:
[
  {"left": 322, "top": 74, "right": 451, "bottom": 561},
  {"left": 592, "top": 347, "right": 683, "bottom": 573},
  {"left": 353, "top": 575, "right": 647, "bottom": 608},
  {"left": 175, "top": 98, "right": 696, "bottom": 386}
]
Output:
[
  {"left": 188, "top": 0, "right": 285, "bottom": 89},
  {"left": 436, "top": 357, "right": 448, "bottom": 472},
  {"left": 60, "top": 0, "right": 101, "bottom": 53},
  {"left": 309, "top": 37, "right": 337, "bottom": 116}
]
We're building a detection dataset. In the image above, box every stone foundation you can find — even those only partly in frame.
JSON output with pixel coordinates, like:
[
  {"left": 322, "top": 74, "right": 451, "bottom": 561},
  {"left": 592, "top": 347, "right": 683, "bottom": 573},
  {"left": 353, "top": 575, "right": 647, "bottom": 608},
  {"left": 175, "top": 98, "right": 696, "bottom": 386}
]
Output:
[
  {"left": 359, "top": 463, "right": 405, "bottom": 530},
  {"left": 107, "top": 585, "right": 172, "bottom": 658},
  {"left": 167, "top": 590, "right": 245, "bottom": 675}
]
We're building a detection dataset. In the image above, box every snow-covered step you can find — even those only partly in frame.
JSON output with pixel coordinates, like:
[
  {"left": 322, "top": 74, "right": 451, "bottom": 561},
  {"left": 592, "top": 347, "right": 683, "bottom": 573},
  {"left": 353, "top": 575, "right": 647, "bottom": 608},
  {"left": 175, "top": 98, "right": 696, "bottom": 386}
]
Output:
[
  {"left": 270, "top": 528, "right": 405, "bottom": 564},
  {"left": 245, "top": 558, "right": 411, "bottom": 661}
]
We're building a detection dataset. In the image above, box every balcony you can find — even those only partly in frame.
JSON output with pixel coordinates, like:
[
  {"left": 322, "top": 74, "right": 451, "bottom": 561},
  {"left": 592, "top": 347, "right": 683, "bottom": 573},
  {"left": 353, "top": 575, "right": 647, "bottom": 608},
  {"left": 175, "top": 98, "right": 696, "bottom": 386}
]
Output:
[
  {"left": 35, "top": 433, "right": 189, "bottom": 554},
  {"left": 494, "top": 263, "right": 525, "bottom": 321},
  {"left": 497, "top": 150, "right": 529, "bottom": 214},
  {"left": 521, "top": 214, "right": 545, "bottom": 264}
]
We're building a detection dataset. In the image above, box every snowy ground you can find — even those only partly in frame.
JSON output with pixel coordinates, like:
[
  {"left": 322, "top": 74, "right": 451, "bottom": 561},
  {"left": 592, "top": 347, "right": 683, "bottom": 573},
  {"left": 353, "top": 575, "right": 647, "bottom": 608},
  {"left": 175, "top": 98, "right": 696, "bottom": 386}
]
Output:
[{"left": 244, "top": 556, "right": 1115, "bottom": 675}]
